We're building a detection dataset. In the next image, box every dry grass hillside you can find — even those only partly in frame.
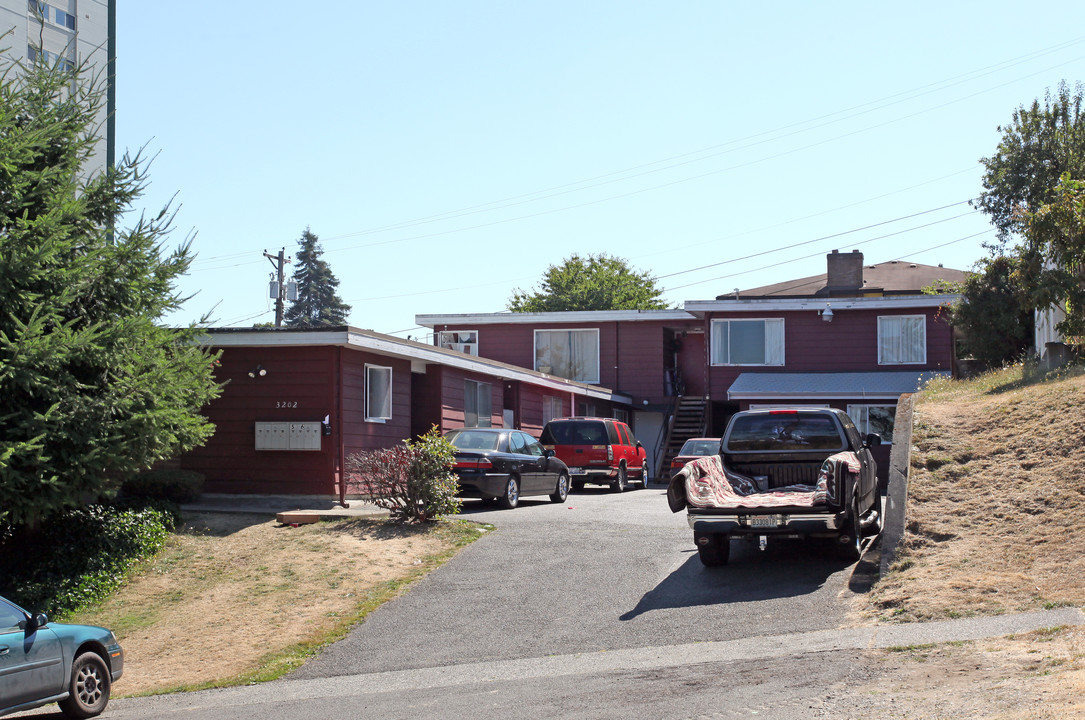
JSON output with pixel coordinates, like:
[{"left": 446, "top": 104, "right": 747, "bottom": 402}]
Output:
[{"left": 848, "top": 363, "right": 1085, "bottom": 718}]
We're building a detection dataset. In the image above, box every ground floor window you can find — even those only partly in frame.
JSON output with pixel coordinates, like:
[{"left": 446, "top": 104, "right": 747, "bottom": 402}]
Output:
[
  {"left": 847, "top": 404, "right": 896, "bottom": 443},
  {"left": 365, "top": 365, "right": 392, "bottom": 422},
  {"left": 542, "top": 396, "right": 563, "bottom": 424},
  {"left": 464, "top": 379, "right": 492, "bottom": 428}
]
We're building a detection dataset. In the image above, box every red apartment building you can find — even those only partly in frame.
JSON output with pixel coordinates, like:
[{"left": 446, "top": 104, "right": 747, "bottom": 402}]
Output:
[{"left": 418, "top": 250, "right": 967, "bottom": 481}]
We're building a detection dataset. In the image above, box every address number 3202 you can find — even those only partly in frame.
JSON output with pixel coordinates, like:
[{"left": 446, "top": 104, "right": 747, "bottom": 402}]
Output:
[{"left": 276, "top": 401, "right": 298, "bottom": 409}]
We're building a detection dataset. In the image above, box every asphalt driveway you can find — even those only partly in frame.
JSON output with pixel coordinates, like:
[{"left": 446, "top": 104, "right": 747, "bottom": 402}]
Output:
[{"left": 291, "top": 486, "right": 862, "bottom": 679}]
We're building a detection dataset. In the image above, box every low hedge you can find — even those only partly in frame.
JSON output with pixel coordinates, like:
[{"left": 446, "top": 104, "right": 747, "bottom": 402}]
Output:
[
  {"left": 120, "top": 468, "right": 204, "bottom": 504},
  {"left": 0, "top": 502, "right": 174, "bottom": 618}
]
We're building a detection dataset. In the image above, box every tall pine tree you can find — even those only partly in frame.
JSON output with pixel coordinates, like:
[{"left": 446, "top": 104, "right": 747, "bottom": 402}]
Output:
[
  {"left": 0, "top": 58, "right": 221, "bottom": 526},
  {"left": 284, "top": 228, "right": 352, "bottom": 327}
]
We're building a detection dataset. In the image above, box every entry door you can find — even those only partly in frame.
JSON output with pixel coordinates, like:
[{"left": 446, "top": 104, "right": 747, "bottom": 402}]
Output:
[{"left": 678, "top": 331, "right": 706, "bottom": 397}]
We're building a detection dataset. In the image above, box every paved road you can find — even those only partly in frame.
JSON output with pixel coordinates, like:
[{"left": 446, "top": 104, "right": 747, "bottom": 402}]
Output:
[
  {"left": 18, "top": 487, "right": 1085, "bottom": 719},
  {"left": 291, "top": 485, "right": 861, "bottom": 678}
]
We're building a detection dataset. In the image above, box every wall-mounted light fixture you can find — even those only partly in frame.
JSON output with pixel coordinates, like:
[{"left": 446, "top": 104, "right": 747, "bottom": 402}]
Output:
[
  {"left": 247, "top": 364, "right": 267, "bottom": 379},
  {"left": 819, "top": 304, "right": 834, "bottom": 323}
]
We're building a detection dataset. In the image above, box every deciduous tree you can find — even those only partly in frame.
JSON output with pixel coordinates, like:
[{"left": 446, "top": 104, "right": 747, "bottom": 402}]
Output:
[{"left": 508, "top": 253, "right": 668, "bottom": 312}]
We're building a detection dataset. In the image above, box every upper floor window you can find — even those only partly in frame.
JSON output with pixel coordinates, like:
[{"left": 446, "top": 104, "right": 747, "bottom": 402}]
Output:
[
  {"left": 28, "top": 1, "right": 76, "bottom": 31},
  {"left": 365, "top": 365, "right": 392, "bottom": 422},
  {"left": 535, "top": 329, "right": 599, "bottom": 384},
  {"left": 878, "top": 315, "right": 925, "bottom": 364},
  {"left": 438, "top": 330, "right": 478, "bottom": 356},
  {"left": 710, "top": 318, "right": 784, "bottom": 366},
  {"left": 464, "top": 379, "right": 492, "bottom": 428}
]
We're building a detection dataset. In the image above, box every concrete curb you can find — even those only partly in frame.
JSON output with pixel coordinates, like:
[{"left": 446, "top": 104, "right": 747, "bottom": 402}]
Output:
[{"left": 881, "top": 393, "right": 914, "bottom": 577}]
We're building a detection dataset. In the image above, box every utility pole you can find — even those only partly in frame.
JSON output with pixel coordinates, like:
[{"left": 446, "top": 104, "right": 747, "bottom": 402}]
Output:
[{"left": 264, "top": 248, "right": 290, "bottom": 327}]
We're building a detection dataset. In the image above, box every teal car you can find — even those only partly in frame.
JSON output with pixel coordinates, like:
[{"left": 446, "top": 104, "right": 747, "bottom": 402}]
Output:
[{"left": 0, "top": 595, "right": 123, "bottom": 718}]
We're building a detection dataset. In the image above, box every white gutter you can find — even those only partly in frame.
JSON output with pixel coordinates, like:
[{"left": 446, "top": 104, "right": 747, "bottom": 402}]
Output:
[
  {"left": 197, "top": 328, "right": 629, "bottom": 404},
  {"left": 684, "top": 294, "right": 960, "bottom": 316},
  {"left": 417, "top": 309, "right": 696, "bottom": 326}
]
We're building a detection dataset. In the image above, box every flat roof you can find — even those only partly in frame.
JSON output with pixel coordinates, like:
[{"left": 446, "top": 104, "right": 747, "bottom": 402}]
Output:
[{"left": 199, "top": 326, "right": 631, "bottom": 404}]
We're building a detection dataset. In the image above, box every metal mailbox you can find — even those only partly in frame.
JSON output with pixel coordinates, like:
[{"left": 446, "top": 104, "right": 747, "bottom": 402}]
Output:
[{"left": 254, "top": 421, "right": 323, "bottom": 451}]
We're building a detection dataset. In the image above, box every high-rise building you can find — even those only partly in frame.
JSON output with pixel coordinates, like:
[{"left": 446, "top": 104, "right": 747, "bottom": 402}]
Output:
[{"left": 0, "top": 1, "right": 115, "bottom": 171}]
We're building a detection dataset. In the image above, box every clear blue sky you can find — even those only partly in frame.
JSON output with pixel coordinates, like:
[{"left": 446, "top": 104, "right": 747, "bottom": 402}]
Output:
[{"left": 116, "top": 2, "right": 1085, "bottom": 338}]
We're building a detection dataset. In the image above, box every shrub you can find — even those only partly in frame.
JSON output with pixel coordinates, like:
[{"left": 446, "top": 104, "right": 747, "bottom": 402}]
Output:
[
  {"left": 0, "top": 503, "right": 173, "bottom": 617},
  {"left": 346, "top": 427, "right": 461, "bottom": 523},
  {"left": 120, "top": 469, "right": 204, "bottom": 504}
]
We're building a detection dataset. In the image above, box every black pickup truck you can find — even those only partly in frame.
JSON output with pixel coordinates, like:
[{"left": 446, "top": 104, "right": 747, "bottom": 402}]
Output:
[{"left": 668, "top": 407, "right": 881, "bottom": 566}]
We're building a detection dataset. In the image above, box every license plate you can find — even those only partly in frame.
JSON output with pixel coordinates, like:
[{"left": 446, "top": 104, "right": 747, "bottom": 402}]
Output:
[
  {"left": 567, "top": 467, "right": 583, "bottom": 474},
  {"left": 749, "top": 515, "right": 779, "bottom": 528}
]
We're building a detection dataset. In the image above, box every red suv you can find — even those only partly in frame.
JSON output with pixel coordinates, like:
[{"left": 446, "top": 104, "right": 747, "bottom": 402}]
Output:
[{"left": 540, "top": 417, "right": 648, "bottom": 492}]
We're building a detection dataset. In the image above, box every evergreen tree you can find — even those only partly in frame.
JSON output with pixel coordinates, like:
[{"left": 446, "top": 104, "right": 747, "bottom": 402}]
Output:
[
  {"left": 0, "top": 59, "right": 221, "bottom": 526},
  {"left": 284, "top": 228, "right": 351, "bottom": 327}
]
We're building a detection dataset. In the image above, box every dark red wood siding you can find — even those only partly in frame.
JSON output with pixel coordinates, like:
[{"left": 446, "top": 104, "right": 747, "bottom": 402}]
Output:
[
  {"left": 181, "top": 346, "right": 339, "bottom": 495},
  {"left": 433, "top": 318, "right": 701, "bottom": 403},
  {"left": 707, "top": 308, "right": 954, "bottom": 398}
]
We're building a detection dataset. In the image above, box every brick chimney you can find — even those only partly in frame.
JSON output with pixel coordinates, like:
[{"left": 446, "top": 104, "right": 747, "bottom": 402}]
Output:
[{"left": 825, "top": 249, "right": 864, "bottom": 293}]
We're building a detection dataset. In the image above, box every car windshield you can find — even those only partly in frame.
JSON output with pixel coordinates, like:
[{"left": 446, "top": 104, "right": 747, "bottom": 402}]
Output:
[
  {"left": 447, "top": 431, "right": 501, "bottom": 451},
  {"left": 541, "top": 421, "right": 608, "bottom": 445},
  {"left": 725, "top": 413, "right": 844, "bottom": 452},
  {"left": 679, "top": 439, "right": 719, "bottom": 456}
]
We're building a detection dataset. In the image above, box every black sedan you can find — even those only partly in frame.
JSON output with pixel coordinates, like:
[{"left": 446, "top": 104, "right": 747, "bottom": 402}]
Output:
[{"left": 446, "top": 428, "right": 570, "bottom": 509}]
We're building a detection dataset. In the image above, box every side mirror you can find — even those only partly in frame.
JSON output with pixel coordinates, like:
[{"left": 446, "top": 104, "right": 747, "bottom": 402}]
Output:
[
  {"left": 543, "top": 449, "right": 555, "bottom": 458},
  {"left": 865, "top": 433, "right": 882, "bottom": 447},
  {"left": 25, "top": 613, "right": 48, "bottom": 632}
]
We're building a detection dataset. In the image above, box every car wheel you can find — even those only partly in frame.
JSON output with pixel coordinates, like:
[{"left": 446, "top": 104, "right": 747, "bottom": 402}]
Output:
[
  {"left": 58, "top": 652, "right": 110, "bottom": 719},
  {"left": 610, "top": 464, "right": 627, "bottom": 493},
  {"left": 837, "top": 493, "right": 863, "bottom": 561},
  {"left": 549, "top": 472, "right": 569, "bottom": 503},
  {"left": 696, "top": 533, "right": 729, "bottom": 567},
  {"left": 498, "top": 476, "right": 520, "bottom": 509}
]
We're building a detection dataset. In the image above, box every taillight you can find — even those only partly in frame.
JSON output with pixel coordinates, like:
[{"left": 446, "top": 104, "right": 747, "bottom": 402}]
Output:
[
  {"left": 454, "top": 457, "right": 493, "bottom": 470},
  {"left": 607, "top": 445, "right": 613, "bottom": 461},
  {"left": 671, "top": 460, "right": 683, "bottom": 470}
]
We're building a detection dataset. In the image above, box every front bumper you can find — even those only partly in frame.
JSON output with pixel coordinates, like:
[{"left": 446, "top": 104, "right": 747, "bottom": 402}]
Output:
[{"left": 687, "top": 510, "right": 845, "bottom": 536}]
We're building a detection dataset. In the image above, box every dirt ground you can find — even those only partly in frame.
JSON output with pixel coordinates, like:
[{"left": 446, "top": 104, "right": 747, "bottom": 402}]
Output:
[
  {"left": 68, "top": 513, "right": 481, "bottom": 695},
  {"left": 843, "top": 364, "right": 1085, "bottom": 718}
]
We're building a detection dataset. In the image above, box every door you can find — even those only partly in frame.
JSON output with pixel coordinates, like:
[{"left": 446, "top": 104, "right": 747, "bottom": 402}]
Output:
[
  {"left": 519, "top": 432, "right": 552, "bottom": 494},
  {"left": 0, "top": 602, "right": 64, "bottom": 713},
  {"left": 677, "top": 331, "right": 705, "bottom": 397}
]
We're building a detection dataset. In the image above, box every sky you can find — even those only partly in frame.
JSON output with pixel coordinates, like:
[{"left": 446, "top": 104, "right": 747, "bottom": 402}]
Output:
[{"left": 115, "top": 1, "right": 1085, "bottom": 340}]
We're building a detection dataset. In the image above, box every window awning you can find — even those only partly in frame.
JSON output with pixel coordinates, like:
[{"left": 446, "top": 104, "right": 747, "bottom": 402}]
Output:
[{"left": 727, "top": 371, "right": 950, "bottom": 401}]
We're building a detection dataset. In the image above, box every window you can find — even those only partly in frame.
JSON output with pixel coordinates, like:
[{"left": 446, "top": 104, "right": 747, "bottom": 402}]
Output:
[
  {"left": 711, "top": 319, "right": 784, "bottom": 366},
  {"left": 535, "top": 329, "right": 600, "bottom": 383},
  {"left": 577, "top": 402, "right": 596, "bottom": 417},
  {"left": 438, "top": 330, "right": 478, "bottom": 356},
  {"left": 613, "top": 408, "right": 629, "bottom": 424},
  {"left": 464, "top": 379, "right": 492, "bottom": 428},
  {"left": 365, "top": 365, "right": 392, "bottom": 421},
  {"left": 0, "top": 600, "right": 24, "bottom": 632},
  {"left": 542, "top": 396, "right": 563, "bottom": 425},
  {"left": 878, "top": 315, "right": 925, "bottom": 364},
  {"left": 848, "top": 405, "right": 896, "bottom": 444}
]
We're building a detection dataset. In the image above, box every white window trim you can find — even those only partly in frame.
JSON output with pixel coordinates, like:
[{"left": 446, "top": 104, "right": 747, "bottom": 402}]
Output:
[
  {"left": 438, "top": 329, "right": 479, "bottom": 356},
  {"left": 847, "top": 404, "right": 897, "bottom": 444},
  {"left": 464, "top": 379, "right": 492, "bottom": 428},
  {"left": 710, "top": 318, "right": 785, "bottom": 366},
  {"left": 533, "top": 328, "right": 601, "bottom": 384},
  {"left": 877, "top": 314, "right": 927, "bottom": 365},
  {"left": 364, "top": 364, "right": 392, "bottom": 422}
]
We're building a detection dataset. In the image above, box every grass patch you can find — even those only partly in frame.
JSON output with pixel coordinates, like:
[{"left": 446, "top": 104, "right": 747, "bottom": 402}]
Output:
[{"left": 67, "top": 514, "right": 486, "bottom": 696}]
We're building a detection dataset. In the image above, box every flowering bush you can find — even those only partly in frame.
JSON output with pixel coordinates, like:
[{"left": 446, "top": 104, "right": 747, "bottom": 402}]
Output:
[{"left": 347, "top": 427, "right": 461, "bottom": 523}]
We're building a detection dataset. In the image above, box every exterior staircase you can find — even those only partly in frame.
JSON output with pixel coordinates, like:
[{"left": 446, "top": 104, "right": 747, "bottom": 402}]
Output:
[{"left": 656, "top": 396, "right": 708, "bottom": 480}]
